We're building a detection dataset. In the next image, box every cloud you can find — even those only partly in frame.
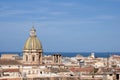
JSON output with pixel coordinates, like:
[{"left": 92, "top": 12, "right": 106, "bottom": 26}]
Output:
[
  {"left": 81, "top": 15, "right": 116, "bottom": 21},
  {"left": 57, "top": 2, "right": 77, "bottom": 7},
  {"left": 95, "top": 15, "right": 116, "bottom": 20},
  {"left": 37, "top": 20, "right": 99, "bottom": 27},
  {"left": 0, "top": 10, "right": 25, "bottom": 17},
  {"left": 0, "top": 4, "right": 68, "bottom": 18},
  {"left": 0, "top": 6, "right": 48, "bottom": 17},
  {"left": 0, "top": 0, "right": 118, "bottom": 26},
  {"left": 49, "top": 11, "right": 68, "bottom": 15},
  {"left": 104, "top": 0, "right": 120, "bottom": 2}
]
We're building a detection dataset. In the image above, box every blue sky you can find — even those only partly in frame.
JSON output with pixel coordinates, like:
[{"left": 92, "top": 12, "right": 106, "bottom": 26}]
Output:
[{"left": 0, "top": 0, "right": 120, "bottom": 52}]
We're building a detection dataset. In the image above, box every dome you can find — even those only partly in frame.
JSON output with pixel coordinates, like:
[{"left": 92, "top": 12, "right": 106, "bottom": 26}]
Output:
[
  {"left": 24, "top": 37, "right": 42, "bottom": 50},
  {"left": 23, "top": 27, "right": 42, "bottom": 50}
]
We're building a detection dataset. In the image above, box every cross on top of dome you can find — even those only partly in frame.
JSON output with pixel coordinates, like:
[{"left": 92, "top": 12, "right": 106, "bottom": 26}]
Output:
[{"left": 30, "top": 27, "right": 36, "bottom": 37}]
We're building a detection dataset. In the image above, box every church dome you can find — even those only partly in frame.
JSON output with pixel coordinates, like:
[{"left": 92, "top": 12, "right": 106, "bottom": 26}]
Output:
[{"left": 23, "top": 27, "right": 42, "bottom": 50}]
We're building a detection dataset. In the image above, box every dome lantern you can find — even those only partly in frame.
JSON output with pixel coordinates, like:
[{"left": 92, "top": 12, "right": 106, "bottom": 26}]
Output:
[{"left": 30, "top": 27, "right": 36, "bottom": 37}]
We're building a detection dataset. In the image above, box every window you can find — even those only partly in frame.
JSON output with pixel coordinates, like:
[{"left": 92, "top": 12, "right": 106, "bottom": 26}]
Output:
[
  {"left": 32, "top": 55, "right": 35, "bottom": 61},
  {"left": 39, "top": 55, "right": 41, "bottom": 60},
  {"left": 26, "top": 55, "right": 28, "bottom": 61},
  {"left": 40, "top": 71, "right": 42, "bottom": 74},
  {"left": 28, "top": 71, "right": 30, "bottom": 74}
]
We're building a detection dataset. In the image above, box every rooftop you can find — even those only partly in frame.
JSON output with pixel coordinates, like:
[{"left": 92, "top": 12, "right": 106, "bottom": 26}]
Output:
[{"left": 0, "top": 59, "right": 21, "bottom": 65}]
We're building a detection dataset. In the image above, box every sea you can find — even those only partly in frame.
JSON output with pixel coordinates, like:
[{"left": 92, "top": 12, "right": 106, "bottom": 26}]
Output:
[{"left": 0, "top": 52, "right": 120, "bottom": 58}]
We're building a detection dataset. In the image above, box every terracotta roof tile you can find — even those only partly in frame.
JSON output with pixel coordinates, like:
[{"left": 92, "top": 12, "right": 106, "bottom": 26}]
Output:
[
  {"left": 3, "top": 69, "right": 19, "bottom": 72},
  {"left": 70, "top": 67, "right": 94, "bottom": 72},
  {"left": 0, "top": 59, "right": 21, "bottom": 65}
]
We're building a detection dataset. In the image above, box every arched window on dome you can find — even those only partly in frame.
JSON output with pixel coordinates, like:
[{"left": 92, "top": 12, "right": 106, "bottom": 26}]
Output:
[
  {"left": 39, "top": 54, "right": 41, "bottom": 61},
  {"left": 26, "top": 55, "right": 28, "bottom": 61},
  {"left": 32, "top": 55, "right": 35, "bottom": 62}
]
